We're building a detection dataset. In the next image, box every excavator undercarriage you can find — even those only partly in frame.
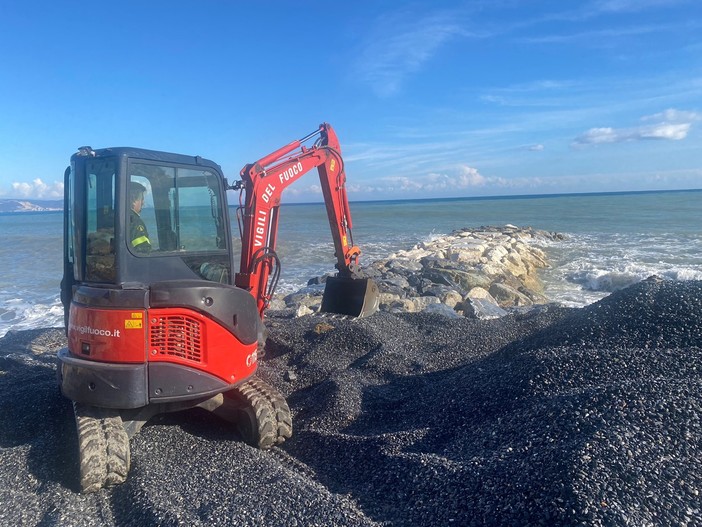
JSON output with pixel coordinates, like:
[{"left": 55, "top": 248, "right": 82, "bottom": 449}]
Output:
[{"left": 74, "top": 378, "right": 292, "bottom": 492}]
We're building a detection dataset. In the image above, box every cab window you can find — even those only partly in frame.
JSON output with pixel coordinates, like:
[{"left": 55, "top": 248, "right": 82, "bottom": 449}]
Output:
[
  {"left": 127, "top": 163, "right": 227, "bottom": 257},
  {"left": 85, "top": 159, "right": 116, "bottom": 282}
]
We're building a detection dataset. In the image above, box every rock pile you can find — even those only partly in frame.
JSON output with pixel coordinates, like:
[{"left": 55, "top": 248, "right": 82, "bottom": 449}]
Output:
[{"left": 278, "top": 225, "right": 563, "bottom": 319}]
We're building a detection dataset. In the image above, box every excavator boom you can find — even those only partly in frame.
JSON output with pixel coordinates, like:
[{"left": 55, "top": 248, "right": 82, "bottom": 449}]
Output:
[{"left": 234, "top": 123, "right": 378, "bottom": 317}]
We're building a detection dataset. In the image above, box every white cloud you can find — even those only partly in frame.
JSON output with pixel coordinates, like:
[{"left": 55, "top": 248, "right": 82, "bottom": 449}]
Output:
[
  {"left": 368, "top": 165, "right": 496, "bottom": 193},
  {"left": 573, "top": 127, "right": 619, "bottom": 145},
  {"left": 285, "top": 184, "right": 322, "bottom": 197},
  {"left": 572, "top": 108, "right": 696, "bottom": 146},
  {"left": 641, "top": 108, "right": 702, "bottom": 122},
  {"left": 481, "top": 79, "right": 580, "bottom": 107},
  {"left": 639, "top": 123, "right": 691, "bottom": 140},
  {"left": 352, "top": 11, "right": 473, "bottom": 97},
  {"left": 379, "top": 176, "right": 424, "bottom": 192},
  {"left": 517, "top": 2, "right": 699, "bottom": 45},
  {"left": 521, "top": 23, "right": 672, "bottom": 44},
  {"left": 10, "top": 178, "right": 64, "bottom": 199},
  {"left": 455, "top": 165, "right": 487, "bottom": 187},
  {"left": 588, "top": 0, "right": 689, "bottom": 14},
  {"left": 527, "top": 144, "right": 545, "bottom": 151},
  {"left": 335, "top": 165, "right": 702, "bottom": 200}
]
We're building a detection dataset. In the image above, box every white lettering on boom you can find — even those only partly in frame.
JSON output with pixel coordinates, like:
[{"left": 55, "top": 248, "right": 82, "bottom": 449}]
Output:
[
  {"left": 254, "top": 209, "right": 267, "bottom": 247},
  {"left": 278, "top": 162, "right": 304, "bottom": 184}
]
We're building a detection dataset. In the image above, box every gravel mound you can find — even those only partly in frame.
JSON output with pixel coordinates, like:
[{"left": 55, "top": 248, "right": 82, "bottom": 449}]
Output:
[{"left": 1, "top": 279, "right": 700, "bottom": 526}]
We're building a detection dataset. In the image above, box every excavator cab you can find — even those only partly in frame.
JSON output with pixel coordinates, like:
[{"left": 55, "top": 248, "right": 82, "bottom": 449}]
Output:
[
  {"left": 60, "top": 148, "right": 266, "bottom": 409},
  {"left": 61, "top": 147, "right": 234, "bottom": 294},
  {"left": 59, "top": 147, "right": 287, "bottom": 493}
]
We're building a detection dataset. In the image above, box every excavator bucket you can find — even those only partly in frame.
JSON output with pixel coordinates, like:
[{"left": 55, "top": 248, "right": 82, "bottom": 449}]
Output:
[{"left": 320, "top": 276, "right": 380, "bottom": 318}]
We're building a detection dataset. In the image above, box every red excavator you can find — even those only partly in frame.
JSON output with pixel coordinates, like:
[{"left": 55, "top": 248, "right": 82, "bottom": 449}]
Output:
[{"left": 58, "top": 123, "right": 379, "bottom": 492}]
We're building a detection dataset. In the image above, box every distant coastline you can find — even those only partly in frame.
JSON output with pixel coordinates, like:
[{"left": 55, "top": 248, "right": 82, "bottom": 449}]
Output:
[{"left": 0, "top": 199, "right": 63, "bottom": 213}]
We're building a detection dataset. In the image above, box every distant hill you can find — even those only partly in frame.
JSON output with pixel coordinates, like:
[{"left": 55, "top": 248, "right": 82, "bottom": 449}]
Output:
[{"left": 0, "top": 199, "right": 63, "bottom": 213}]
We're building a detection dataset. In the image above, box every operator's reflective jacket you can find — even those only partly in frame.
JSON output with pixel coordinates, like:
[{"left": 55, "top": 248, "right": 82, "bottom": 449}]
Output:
[{"left": 129, "top": 210, "right": 151, "bottom": 252}]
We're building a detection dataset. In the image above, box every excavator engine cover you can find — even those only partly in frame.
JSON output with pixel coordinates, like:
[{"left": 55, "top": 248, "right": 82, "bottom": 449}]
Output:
[{"left": 320, "top": 276, "right": 379, "bottom": 318}]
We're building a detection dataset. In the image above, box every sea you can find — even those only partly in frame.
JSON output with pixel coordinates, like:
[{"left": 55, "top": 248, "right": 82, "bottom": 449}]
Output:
[{"left": 1, "top": 189, "right": 701, "bottom": 337}]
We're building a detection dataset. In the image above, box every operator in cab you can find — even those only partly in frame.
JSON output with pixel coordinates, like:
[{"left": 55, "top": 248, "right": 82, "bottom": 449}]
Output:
[{"left": 129, "top": 181, "right": 151, "bottom": 253}]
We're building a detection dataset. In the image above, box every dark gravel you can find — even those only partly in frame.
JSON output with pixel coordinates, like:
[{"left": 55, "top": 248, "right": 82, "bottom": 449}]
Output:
[{"left": 1, "top": 277, "right": 700, "bottom": 526}]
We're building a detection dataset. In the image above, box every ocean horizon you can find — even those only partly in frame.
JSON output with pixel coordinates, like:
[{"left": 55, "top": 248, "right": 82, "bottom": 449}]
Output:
[{"left": 2, "top": 187, "right": 701, "bottom": 214}]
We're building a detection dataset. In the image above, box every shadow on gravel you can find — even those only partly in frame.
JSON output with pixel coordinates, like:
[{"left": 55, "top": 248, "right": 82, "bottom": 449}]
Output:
[
  {"left": 143, "top": 407, "right": 246, "bottom": 443},
  {"left": 0, "top": 347, "right": 79, "bottom": 491}
]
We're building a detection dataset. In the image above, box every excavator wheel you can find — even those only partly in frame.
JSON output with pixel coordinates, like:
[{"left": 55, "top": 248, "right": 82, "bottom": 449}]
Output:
[
  {"left": 225, "top": 378, "right": 292, "bottom": 449},
  {"left": 73, "top": 403, "right": 130, "bottom": 493}
]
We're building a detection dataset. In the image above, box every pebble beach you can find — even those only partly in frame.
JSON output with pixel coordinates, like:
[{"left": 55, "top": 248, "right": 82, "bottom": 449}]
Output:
[{"left": 1, "top": 276, "right": 701, "bottom": 525}]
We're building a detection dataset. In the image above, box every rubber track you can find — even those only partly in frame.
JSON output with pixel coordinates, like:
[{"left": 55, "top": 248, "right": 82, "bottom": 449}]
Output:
[
  {"left": 231, "top": 378, "right": 292, "bottom": 449},
  {"left": 74, "top": 403, "right": 130, "bottom": 493}
]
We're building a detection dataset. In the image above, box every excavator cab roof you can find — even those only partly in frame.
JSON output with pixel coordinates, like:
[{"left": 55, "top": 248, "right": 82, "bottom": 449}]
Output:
[{"left": 72, "top": 146, "right": 223, "bottom": 173}]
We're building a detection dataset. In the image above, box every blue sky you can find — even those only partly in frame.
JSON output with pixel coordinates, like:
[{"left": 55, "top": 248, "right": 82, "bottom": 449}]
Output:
[{"left": 1, "top": 0, "right": 700, "bottom": 202}]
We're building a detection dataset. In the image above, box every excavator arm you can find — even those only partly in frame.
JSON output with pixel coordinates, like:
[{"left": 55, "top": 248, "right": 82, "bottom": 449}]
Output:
[{"left": 233, "top": 123, "right": 378, "bottom": 317}]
